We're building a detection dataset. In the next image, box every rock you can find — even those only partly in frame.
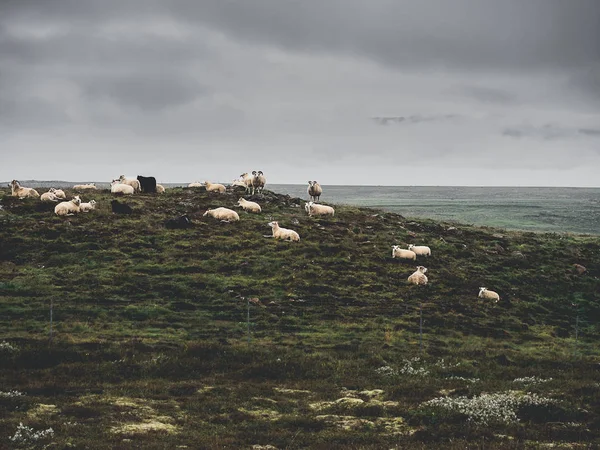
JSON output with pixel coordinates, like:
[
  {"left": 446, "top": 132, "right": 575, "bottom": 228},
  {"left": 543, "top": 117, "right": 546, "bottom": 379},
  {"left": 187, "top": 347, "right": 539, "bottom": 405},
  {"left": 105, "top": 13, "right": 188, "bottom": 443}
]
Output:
[{"left": 573, "top": 264, "right": 587, "bottom": 275}]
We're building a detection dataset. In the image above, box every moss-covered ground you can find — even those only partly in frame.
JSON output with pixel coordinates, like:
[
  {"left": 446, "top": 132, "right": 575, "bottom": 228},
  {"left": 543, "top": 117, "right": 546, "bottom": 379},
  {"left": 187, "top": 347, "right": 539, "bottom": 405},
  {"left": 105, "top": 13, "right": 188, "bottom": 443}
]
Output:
[{"left": 0, "top": 187, "right": 599, "bottom": 449}]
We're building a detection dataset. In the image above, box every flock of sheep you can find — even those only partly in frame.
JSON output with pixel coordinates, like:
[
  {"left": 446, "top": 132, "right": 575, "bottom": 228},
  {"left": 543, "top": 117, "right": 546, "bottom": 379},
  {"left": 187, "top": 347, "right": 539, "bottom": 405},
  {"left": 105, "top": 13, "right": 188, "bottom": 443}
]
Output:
[{"left": 7, "top": 175, "right": 500, "bottom": 301}]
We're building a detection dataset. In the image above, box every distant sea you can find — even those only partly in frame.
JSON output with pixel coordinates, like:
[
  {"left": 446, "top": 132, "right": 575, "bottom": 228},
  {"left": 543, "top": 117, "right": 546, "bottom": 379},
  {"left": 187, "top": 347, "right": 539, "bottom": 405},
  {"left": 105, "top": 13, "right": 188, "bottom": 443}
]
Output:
[{"left": 5, "top": 181, "right": 599, "bottom": 235}]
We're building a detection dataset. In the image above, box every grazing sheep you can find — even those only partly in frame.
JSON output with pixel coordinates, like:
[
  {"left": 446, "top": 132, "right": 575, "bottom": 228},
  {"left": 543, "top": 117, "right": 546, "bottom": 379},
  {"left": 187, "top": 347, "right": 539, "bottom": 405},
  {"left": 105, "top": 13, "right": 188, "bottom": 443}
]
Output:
[
  {"left": 79, "top": 200, "right": 97, "bottom": 213},
  {"left": 408, "top": 244, "right": 431, "bottom": 257},
  {"left": 237, "top": 197, "right": 261, "bottom": 213},
  {"left": 73, "top": 183, "right": 97, "bottom": 190},
  {"left": 118, "top": 175, "right": 141, "bottom": 192},
  {"left": 407, "top": 266, "right": 428, "bottom": 285},
  {"left": 240, "top": 173, "right": 254, "bottom": 194},
  {"left": 156, "top": 184, "right": 165, "bottom": 194},
  {"left": 111, "top": 180, "right": 135, "bottom": 195},
  {"left": 203, "top": 207, "right": 240, "bottom": 222},
  {"left": 307, "top": 181, "right": 323, "bottom": 202},
  {"left": 40, "top": 191, "right": 59, "bottom": 202},
  {"left": 111, "top": 200, "right": 133, "bottom": 214},
  {"left": 252, "top": 170, "right": 266, "bottom": 194},
  {"left": 49, "top": 188, "right": 66, "bottom": 199},
  {"left": 137, "top": 175, "right": 157, "bottom": 193},
  {"left": 54, "top": 196, "right": 81, "bottom": 216},
  {"left": 188, "top": 182, "right": 203, "bottom": 187},
  {"left": 268, "top": 221, "right": 300, "bottom": 241},
  {"left": 10, "top": 180, "right": 40, "bottom": 198},
  {"left": 305, "top": 201, "right": 335, "bottom": 217},
  {"left": 204, "top": 181, "right": 227, "bottom": 193},
  {"left": 478, "top": 287, "right": 500, "bottom": 302},
  {"left": 392, "top": 245, "right": 417, "bottom": 261}
]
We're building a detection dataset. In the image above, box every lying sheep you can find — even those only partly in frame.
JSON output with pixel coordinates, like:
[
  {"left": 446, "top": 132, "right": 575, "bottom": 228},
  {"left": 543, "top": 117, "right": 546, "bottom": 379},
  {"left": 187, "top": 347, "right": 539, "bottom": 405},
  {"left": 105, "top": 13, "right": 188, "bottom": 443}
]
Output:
[
  {"left": 156, "top": 184, "right": 165, "bottom": 194},
  {"left": 408, "top": 244, "right": 431, "bottom": 257},
  {"left": 10, "top": 180, "right": 40, "bottom": 198},
  {"left": 305, "top": 201, "right": 334, "bottom": 217},
  {"left": 204, "top": 181, "right": 226, "bottom": 193},
  {"left": 165, "top": 215, "right": 192, "bottom": 229},
  {"left": 51, "top": 188, "right": 66, "bottom": 199},
  {"left": 54, "top": 196, "right": 81, "bottom": 216},
  {"left": 111, "top": 200, "right": 133, "bottom": 214},
  {"left": 40, "top": 191, "right": 59, "bottom": 202},
  {"left": 407, "top": 266, "right": 428, "bottom": 285},
  {"left": 268, "top": 221, "right": 300, "bottom": 241},
  {"left": 188, "top": 182, "right": 203, "bottom": 187},
  {"left": 203, "top": 207, "right": 240, "bottom": 222},
  {"left": 118, "top": 175, "right": 141, "bottom": 192},
  {"left": 307, "top": 181, "right": 322, "bottom": 202},
  {"left": 73, "top": 183, "right": 97, "bottom": 190},
  {"left": 79, "top": 200, "right": 97, "bottom": 213},
  {"left": 237, "top": 197, "right": 261, "bottom": 213},
  {"left": 478, "top": 287, "right": 500, "bottom": 302},
  {"left": 392, "top": 245, "right": 417, "bottom": 261},
  {"left": 111, "top": 180, "right": 134, "bottom": 195}
]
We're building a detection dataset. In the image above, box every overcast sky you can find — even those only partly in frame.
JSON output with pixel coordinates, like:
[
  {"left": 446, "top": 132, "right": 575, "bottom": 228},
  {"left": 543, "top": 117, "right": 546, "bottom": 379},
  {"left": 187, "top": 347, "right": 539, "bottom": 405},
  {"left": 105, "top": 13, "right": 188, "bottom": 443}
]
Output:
[{"left": 1, "top": 0, "right": 599, "bottom": 186}]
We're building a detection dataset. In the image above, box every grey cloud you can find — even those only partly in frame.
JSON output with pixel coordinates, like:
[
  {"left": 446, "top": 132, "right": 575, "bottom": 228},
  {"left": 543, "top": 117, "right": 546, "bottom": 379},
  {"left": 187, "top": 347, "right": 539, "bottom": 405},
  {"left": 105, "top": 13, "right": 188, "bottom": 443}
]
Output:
[
  {"left": 459, "top": 86, "right": 517, "bottom": 104},
  {"left": 503, "top": 125, "right": 600, "bottom": 140}
]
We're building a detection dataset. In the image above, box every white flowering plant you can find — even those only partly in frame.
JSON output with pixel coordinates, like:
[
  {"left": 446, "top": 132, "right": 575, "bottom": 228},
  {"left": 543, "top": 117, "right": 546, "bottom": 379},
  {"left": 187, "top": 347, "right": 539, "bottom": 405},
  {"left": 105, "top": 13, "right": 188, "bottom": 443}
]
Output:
[{"left": 9, "top": 422, "right": 54, "bottom": 448}]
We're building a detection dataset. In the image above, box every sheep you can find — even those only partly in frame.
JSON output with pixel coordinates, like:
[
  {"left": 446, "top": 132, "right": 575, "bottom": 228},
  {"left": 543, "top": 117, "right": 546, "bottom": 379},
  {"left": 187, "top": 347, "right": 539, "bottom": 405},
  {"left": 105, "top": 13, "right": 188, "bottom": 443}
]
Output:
[
  {"left": 268, "top": 221, "right": 300, "bottom": 241},
  {"left": 408, "top": 244, "right": 431, "bottom": 257},
  {"left": 392, "top": 245, "right": 417, "bottom": 261},
  {"left": 165, "top": 215, "right": 192, "bottom": 229},
  {"left": 50, "top": 188, "right": 66, "bottom": 199},
  {"left": 156, "top": 184, "right": 165, "bottom": 194},
  {"left": 118, "top": 175, "right": 141, "bottom": 192},
  {"left": 252, "top": 170, "right": 266, "bottom": 194},
  {"left": 79, "top": 200, "right": 97, "bottom": 213},
  {"left": 111, "top": 180, "right": 135, "bottom": 195},
  {"left": 73, "top": 183, "right": 97, "bottom": 190},
  {"left": 307, "top": 181, "right": 322, "bottom": 202},
  {"left": 204, "top": 181, "right": 227, "bottom": 193},
  {"left": 203, "top": 207, "right": 240, "bottom": 222},
  {"left": 40, "top": 191, "right": 60, "bottom": 202},
  {"left": 237, "top": 197, "right": 261, "bottom": 213},
  {"left": 137, "top": 175, "right": 157, "bottom": 193},
  {"left": 111, "top": 200, "right": 133, "bottom": 214},
  {"left": 54, "top": 196, "right": 81, "bottom": 216},
  {"left": 188, "top": 182, "right": 203, "bottom": 187},
  {"left": 231, "top": 178, "right": 248, "bottom": 190},
  {"left": 478, "top": 287, "right": 500, "bottom": 303},
  {"left": 10, "top": 180, "right": 40, "bottom": 199},
  {"left": 305, "top": 201, "right": 335, "bottom": 217},
  {"left": 240, "top": 173, "right": 254, "bottom": 194},
  {"left": 407, "top": 266, "right": 428, "bottom": 285}
]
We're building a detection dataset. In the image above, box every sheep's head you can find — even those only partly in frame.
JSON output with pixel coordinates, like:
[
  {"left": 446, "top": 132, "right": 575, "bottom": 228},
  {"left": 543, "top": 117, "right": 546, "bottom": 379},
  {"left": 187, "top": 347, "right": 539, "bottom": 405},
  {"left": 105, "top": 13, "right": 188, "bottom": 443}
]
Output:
[
  {"left": 118, "top": 175, "right": 125, "bottom": 181},
  {"left": 11, "top": 180, "right": 19, "bottom": 188},
  {"left": 49, "top": 188, "right": 56, "bottom": 193},
  {"left": 203, "top": 209, "right": 211, "bottom": 217},
  {"left": 408, "top": 244, "right": 415, "bottom": 250},
  {"left": 478, "top": 287, "right": 487, "bottom": 296},
  {"left": 252, "top": 171, "right": 257, "bottom": 176},
  {"left": 417, "top": 266, "right": 427, "bottom": 273},
  {"left": 72, "top": 196, "right": 82, "bottom": 206},
  {"left": 308, "top": 181, "right": 313, "bottom": 186},
  {"left": 268, "top": 221, "right": 278, "bottom": 228},
  {"left": 258, "top": 170, "right": 263, "bottom": 175},
  {"left": 90, "top": 200, "right": 97, "bottom": 206},
  {"left": 203, "top": 181, "right": 210, "bottom": 186}
]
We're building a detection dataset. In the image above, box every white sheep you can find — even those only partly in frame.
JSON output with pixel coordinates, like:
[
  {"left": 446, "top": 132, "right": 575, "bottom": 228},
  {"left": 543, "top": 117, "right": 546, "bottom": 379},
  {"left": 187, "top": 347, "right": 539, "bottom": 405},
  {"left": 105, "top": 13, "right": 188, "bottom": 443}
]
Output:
[
  {"left": 203, "top": 207, "right": 240, "bottom": 222},
  {"left": 50, "top": 188, "right": 66, "bottom": 199},
  {"left": 73, "top": 183, "right": 97, "bottom": 190},
  {"left": 40, "top": 191, "right": 59, "bottom": 202},
  {"left": 268, "top": 221, "right": 300, "bottom": 241},
  {"left": 240, "top": 173, "right": 254, "bottom": 194},
  {"left": 392, "top": 245, "right": 417, "bottom": 261},
  {"left": 188, "top": 182, "right": 203, "bottom": 187},
  {"left": 204, "top": 181, "right": 226, "bottom": 193},
  {"left": 478, "top": 287, "right": 500, "bottom": 302},
  {"left": 156, "top": 184, "right": 165, "bottom": 194},
  {"left": 408, "top": 244, "right": 431, "bottom": 257},
  {"left": 54, "top": 196, "right": 81, "bottom": 216},
  {"left": 307, "top": 181, "right": 323, "bottom": 202},
  {"left": 118, "top": 175, "right": 141, "bottom": 192},
  {"left": 111, "top": 180, "right": 134, "bottom": 195},
  {"left": 407, "top": 266, "right": 428, "bottom": 285},
  {"left": 79, "top": 200, "right": 97, "bottom": 213},
  {"left": 10, "top": 180, "right": 40, "bottom": 199},
  {"left": 305, "top": 201, "right": 335, "bottom": 217},
  {"left": 237, "top": 197, "right": 261, "bottom": 213},
  {"left": 252, "top": 170, "right": 266, "bottom": 194}
]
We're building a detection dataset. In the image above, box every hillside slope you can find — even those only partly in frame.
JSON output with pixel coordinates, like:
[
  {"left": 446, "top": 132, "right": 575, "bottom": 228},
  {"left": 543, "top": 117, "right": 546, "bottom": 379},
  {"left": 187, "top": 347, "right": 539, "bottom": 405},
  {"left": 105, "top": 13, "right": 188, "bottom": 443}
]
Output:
[{"left": 1, "top": 187, "right": 599, "bottom": 449}]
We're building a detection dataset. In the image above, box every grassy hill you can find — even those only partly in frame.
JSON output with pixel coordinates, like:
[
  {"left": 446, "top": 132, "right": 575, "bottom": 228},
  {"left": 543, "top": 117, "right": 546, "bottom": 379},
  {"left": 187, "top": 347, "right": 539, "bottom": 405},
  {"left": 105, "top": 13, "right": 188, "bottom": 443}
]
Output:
[{"left": 1, "top": 187, "right": 599, "bottom": 449}]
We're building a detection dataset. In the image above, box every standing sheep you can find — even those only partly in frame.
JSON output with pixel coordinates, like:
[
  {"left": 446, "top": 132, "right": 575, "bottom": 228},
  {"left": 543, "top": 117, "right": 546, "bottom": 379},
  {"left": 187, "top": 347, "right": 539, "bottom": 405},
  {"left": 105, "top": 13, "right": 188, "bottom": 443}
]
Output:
[
  {"left": 408, "top": 244, "right": 431, "bottom": 257},
  {"left": 10, "top": 180, "right": 40, "bottom": 199},
  {"left": 54, "top": 196, "right": 82, "bottom": 216},
  {"left": 204, "top": 181, "right": 227, "bottom": 193},
  {"left": 478, "top": 287, "right": 500, "bottom": 303},
  {"left": 203, "top": 207, "right": 240, "bottom": 222},
  {"left": 268, "top": 221, "right": 300, "bottom": 241},
  {"left": 307, "top": 181, "right": 323, "bottom": 202},
  {"left": 305, "top": 201, "right": 335, "bottom": 217},
  {"left": 392, "top": 245, "right": 417, "bottom": 261},
  {"left": 407, "top": 266, "right": 428, "bottom": 285},
  {"left": 156, "top": 184, "right": 165, "bottom": 194},
  {"left": 240, "top": 173, "right": 254, "bottom": 194},
  {"left": 237, "top": 198, "right": 261, "bottom": 213},
  {"left": 252, "top": 171, "right": 266, "bottom": 194},
  {"left": 111, "top": 180, "right": 135, "bottom": 195}
]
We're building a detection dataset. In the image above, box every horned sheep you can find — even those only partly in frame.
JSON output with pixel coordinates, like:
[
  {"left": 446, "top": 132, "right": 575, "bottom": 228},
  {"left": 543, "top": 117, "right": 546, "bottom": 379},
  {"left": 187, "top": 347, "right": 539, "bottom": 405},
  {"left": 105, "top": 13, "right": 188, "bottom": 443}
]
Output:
[
  {"left": 391, "top": 245, "right": 417, "bottom": 261},
  {"left": 307, "top": 181, "right": 323, "bottom": 202},
  {"left": 305, "top": 201, "right": 335, "bottom": 217},
  {"left": 237, "top": 198, "right": 261, "bottom": 213},
  {"left": 203, "top": 207, "right": 240, "bottom": 222},
  {"left": 111, "top": 180, "right": 135, "bottom": 195},
  {"left": 478, "top": 287, "right": 500, "bottom": 302},
  {"left": 407, "top": 266, "right": 428, "bottom": 285},
  {"left": 252, "top": 171, "right": 266, "bottom": 194},
  {"left": 10, "top": 180, "right": 40, "bottom": 199},
  {"left": 204, "top": 181, "right": 226, "bottom": 193},
  {"left": 54, "top": 196, "right": 81, "bottom": 216},
  {"left": 79, "top": 200, "right": 97, "bottom": 213},
  {"left": 408, "top": 244, "right": 431, "bottom": 257},
  {"left": 268, "top": 221, "right": 300, "bottom": 242}
]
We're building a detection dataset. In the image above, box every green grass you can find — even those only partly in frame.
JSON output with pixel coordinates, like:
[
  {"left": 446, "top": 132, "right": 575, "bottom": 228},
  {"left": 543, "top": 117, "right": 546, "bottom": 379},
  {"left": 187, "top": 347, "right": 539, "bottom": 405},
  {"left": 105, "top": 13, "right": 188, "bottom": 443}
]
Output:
[{"left": 0, "top": 187, "right": 599, "bottom": 449}]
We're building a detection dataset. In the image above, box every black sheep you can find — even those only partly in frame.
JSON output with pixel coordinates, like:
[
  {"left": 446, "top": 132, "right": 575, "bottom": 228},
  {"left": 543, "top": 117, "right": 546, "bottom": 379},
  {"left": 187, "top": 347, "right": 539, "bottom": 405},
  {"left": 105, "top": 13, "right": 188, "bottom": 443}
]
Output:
[
  {"left": 111, "top": 200, "right": 133, "bottom": 214},
  {"left": 137, "top": 175, "right": 157, "bottom": 193}
]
